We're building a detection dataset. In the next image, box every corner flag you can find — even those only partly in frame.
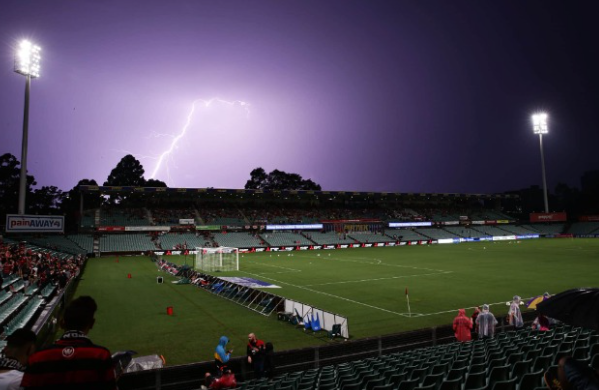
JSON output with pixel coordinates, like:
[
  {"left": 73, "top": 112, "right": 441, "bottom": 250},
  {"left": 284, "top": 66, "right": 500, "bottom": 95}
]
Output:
[{"left": 405, "top": 286, "right": 411, "bottom": 317}]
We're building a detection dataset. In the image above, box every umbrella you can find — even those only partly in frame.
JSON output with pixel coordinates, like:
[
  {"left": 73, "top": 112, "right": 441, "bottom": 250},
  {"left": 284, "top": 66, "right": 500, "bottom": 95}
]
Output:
[
  {"left": 537, "top": 288, "right": 599, "bottom": 330},
  {"left": 526, "top": 295, "right": 549, "bottom": 310}
]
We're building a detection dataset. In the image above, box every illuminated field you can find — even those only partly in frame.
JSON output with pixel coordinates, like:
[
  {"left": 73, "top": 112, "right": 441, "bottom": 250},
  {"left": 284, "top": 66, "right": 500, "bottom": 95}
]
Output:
[{"left": 74, "top": 238, "right": 599, "bottom": 365}]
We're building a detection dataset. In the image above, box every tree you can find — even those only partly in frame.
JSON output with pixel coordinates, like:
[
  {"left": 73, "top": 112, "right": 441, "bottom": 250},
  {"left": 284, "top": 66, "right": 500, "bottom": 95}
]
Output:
[
  {"left": 104, "top": 155, "right": 146, "bottom": 205},
  {"left": 0, "top": 153, "right": 36, "bottom": 216},
  {"left": 244, "top": 167, "right": 321, "bottom": 191},
  {"left": 30, "top": 186, "right": 64, "bottom": 214},
  {"left": 104, "top": 155, "right": 146, "bottom": 187},
  {"left": 245, "top": 168, "right": 268, "bottom": 190},
  {"left": 145, "top": 178, "right": 167, "bottom": 187}
]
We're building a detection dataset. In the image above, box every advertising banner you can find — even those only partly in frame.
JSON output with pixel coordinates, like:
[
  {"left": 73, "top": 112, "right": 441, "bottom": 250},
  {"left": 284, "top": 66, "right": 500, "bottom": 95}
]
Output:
[
  {"left": 179, "top": 219, "right": 195, "bottom": 225},
  {"left": 125, "top": 226, "right": 170, "bottom": 232},
  {"left": 388, "top": 221, "right": 432, "bottom": 228},
  {"left": 578, "top": 215, "right": 599, "bottom": 222},
  {"left": 195, "top": 225, "right": 221, "bottom": 231},
  {"left": 6, "top": 214, "right": 64, "bottom": 233},
  {"left": 97, "top": 226, "right": 125, "bottom": 232},
  {"left": 266, "top": 224, "right": 323, "bottom": 230},
  {"left": 530, "top": 212, "right": 567, "bottom": 222}
]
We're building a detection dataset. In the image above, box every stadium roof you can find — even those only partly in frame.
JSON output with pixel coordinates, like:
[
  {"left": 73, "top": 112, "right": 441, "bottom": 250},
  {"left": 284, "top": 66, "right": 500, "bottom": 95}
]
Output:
[{"left": 78, "top": 185, "right": 518, "bottom": 199}]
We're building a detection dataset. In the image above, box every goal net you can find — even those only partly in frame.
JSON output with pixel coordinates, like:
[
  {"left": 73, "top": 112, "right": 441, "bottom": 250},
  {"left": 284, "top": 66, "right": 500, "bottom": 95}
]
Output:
[{"left": 195, "top": 247, "right": 239, "bottom": 272}]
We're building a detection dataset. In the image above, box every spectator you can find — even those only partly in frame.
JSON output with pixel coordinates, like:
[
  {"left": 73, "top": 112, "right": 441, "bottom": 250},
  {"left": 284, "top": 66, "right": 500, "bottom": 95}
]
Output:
[
  {"left": 214, "top": 336, "right": 232, "bottom": 376},
  {"left": 0, "top": 329, "right": 36, "bottom": 390},
  {"left": 508, "top": 295, "right": 524, "bottom": 329},
  {"left": 475, "top": 304, "right": 498, "bottom": 339},
  {"left": 471, "top": 307, "right": 481, "bottom": 339},
  {"left": 246, "top": 333, "right": 265, "bottom": 379},
  {"left": 263, "top": 342, "right": 275, "bottom": 381},
  {"left": 547, "top": 356, "right": 599, "bottom": 390},
  {"left": 21, "top": 296, "right": 117, "bottom": 390},
  {"left": 452, "top": 309, "right": 472, "bottom": 342},
  {"left": 202, "top": 369, "right": 237, "bottom": 389},
  {"left": 532, "top": 312, "right": 550, "bottom": 331}
]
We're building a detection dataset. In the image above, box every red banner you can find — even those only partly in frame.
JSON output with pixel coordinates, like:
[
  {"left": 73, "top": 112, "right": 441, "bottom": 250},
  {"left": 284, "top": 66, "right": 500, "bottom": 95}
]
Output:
[
  {"left": 97, "top": 226, "right": 125, "bottom": 232},
  {"left": 579, "top": 215, "right": 599, "bottom": 222},
  {"left": 530, "top": 212, "right": 567, "bottom": 223}
]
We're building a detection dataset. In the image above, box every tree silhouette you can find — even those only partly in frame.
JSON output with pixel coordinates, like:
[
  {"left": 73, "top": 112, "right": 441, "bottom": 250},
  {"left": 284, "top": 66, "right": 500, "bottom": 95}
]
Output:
[
  {"left": 245, "top": 167, "right": 321, "bottom": 191},
  {"left": 0, "top": 153, "right": 36, "bottom": 217},
  {"left": 104, "top": 154, "right": 146, "bottom": 187}
]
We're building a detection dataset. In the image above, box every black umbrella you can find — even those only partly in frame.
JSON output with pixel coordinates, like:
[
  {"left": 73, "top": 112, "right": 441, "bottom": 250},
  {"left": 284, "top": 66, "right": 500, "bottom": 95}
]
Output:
[{"left": 537, "top": 288, "right": 599, "bottom": 330}]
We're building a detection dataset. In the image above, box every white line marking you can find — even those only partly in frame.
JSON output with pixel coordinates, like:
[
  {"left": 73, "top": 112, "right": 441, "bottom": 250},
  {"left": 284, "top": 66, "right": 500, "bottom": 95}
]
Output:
[
  {"left": 241, "top": 271, "right": 408, "bottom": 316},
  {"left": 305, "top": 271, "right": 453, "bottom": 287}
]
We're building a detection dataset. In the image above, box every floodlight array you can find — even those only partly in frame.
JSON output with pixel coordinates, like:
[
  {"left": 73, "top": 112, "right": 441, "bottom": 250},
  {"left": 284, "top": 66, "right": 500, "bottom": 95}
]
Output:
[
  {"left": 15, "top": 40, "right": 41, "bottom": 78},
  {"left": 532, "top": 113, "right": 548, "bottom": 134}
]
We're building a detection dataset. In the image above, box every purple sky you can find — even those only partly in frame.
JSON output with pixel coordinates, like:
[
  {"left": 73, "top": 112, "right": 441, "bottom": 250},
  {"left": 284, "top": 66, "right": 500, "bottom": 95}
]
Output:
[{"left": 1, "top": 1, "right": 598, "bottom": 194}]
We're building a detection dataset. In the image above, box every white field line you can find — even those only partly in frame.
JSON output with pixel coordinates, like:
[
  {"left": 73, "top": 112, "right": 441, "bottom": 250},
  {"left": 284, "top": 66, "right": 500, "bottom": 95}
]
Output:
[
  {"left": 244, "top": 261, "right": 302, "bottom": 275},
  {"left": 322, "top": 255, "right": 448, "bottom": 273},
  {"left": 241, "top": 270, "right": 408, "bottom": 316},
  {"left": 245, "top": 254, "right": 535, "bottom": 318},
  {"left": 305, "top": 271, "right": 452, "bottom": 287}
]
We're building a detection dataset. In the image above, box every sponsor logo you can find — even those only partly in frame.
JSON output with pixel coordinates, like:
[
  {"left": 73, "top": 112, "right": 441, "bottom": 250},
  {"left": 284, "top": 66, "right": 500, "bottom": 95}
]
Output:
[
  {"left": 6, "top": 214, "right": 64, "bottom": 233},
  {"left": 62, "top": 347, "right": 75, "bottom": 359},
  {"left": 255, "top": 248, "right": 266, "bottom": 252}
]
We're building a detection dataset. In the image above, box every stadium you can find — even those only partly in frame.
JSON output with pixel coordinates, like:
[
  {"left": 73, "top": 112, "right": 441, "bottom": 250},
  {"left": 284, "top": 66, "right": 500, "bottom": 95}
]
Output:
[
  {"left": 2, "top": 185, "right": 599, "bottom": 389},
  {"left": 3, "top": 2, "right": 599, "bottom": 389}
]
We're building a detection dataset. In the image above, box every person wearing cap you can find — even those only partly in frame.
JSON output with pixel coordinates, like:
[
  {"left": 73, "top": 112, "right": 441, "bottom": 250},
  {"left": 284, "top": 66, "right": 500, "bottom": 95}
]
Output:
[
  {"left": 508, "top": 295, "right": 524, "bottom": 330},
  {"left": 475, "top": 304, "right": 498, "bottom": 339},
  {"left": 0, "top": 329, "right": 36, "bottom": 390}
]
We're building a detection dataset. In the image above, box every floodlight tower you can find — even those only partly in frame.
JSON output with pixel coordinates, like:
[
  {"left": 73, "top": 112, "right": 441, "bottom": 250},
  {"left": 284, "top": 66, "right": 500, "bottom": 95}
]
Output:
[
  {"left": 14, "top": 40, "right": 41, "bottom": 215},
  {"left": 532, "top": 112, "right": 549, "bottom": 213}
]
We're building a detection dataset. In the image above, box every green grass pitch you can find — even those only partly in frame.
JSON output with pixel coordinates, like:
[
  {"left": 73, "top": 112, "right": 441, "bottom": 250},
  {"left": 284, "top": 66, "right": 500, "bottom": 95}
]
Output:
[{"left": 73, "top": 238, "right": 599, "bottom": 366}]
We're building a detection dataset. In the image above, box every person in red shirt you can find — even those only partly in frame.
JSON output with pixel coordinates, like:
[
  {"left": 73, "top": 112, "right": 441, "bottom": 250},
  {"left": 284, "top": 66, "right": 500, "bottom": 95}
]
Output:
[
  {"left": 247, "top": 333, "right": 266, "bottom": 379},
  {"left": 452, "top": 309, "right": 473, "bottom": 342},
  {"left": 21, "top": 296, "right": 117, "bottom": 390}
]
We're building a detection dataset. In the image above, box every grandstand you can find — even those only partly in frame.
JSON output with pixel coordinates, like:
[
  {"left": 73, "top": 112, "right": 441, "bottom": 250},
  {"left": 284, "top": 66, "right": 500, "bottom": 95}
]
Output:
[
  {"left": 348, "top": 231, "right": 394, "bottom": 243},
  {"left": 6, "top": 184, "right": 599, "bottom": 390},
  {"left": 158, "top": 232, "right": 211, "bottom": 249},
  {"left": 521, "top": 223, "right": 565, "bottom": 235},
  {"left": 225, "top": 324, "right": 593, "bottom": 390},
  {"left": 100, "top": 208, "right": 150, "bottom": 226},
  {"left": 262, "top": 232, "right": 313, "bottom": 246},
  {"left": 310, "top": 231, "right": 357, "bottom": 245},
  {"left": 99, "top": 233, "right": 156, "bottom": 252},
  {"left": 568, "top": 222, "right": 599, "bottom": 235},
  {"left": 212, "top": 232, "right": 266, "bottom": 248}
]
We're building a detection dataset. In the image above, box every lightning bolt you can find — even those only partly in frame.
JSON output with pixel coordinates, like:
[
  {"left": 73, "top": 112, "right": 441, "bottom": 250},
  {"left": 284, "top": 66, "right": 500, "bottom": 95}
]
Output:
[{"left": 149, "top": 98, "right": 250, "bottom": 182}]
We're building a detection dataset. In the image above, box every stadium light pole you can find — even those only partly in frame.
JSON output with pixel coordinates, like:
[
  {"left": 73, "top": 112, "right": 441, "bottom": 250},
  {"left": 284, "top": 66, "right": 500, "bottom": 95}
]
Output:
[
  {"left": 532, "top": 112, "right": 549, "bottom": 213},
  {"left": 14, "top": 40, "right": 41, "bottom": 215}
]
